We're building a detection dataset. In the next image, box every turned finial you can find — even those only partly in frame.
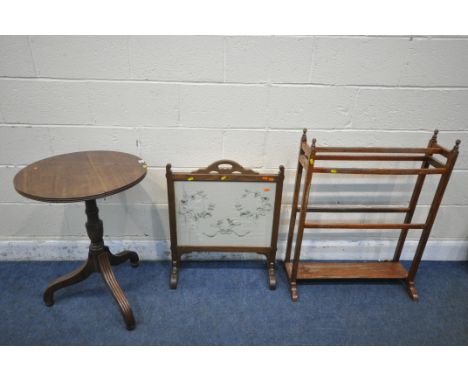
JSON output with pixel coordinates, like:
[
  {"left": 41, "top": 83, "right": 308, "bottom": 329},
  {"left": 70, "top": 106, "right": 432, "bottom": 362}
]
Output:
[
  {"left": 301, "top": 128, "right": 308, "bottom": 141},
  {"left": 430, "top": 129, "right": 439, "bottom": 144},
  {"left": 279, "top": 165, "right": 285, "bottom": 176},
  {"left": 454, "top": 139, "right": 461, "bottom": 151},
  {"left": 311, "top": 138, "right": 317, "bottom": 148}
]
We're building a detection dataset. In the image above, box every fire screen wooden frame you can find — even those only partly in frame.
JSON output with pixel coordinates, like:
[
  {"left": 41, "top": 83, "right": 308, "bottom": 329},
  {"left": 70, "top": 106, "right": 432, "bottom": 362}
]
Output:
[
  {"left": 284, "top": 129, "right": 460, "bottom": 302},
  {"left": 166, "top": 160, "right": 284, "bottom": 290}
]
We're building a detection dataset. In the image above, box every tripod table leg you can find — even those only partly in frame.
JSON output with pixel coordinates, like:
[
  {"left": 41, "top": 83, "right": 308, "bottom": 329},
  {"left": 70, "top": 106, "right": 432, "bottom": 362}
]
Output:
[
  {"left": 98, "top": 252, "right": 136, "bottom": 330},
  {"left": 43, "top": 260, "right": 94, "bottom": 307},
  {"left": 109, "top": 250, "right": 139, "bottom": 267}
]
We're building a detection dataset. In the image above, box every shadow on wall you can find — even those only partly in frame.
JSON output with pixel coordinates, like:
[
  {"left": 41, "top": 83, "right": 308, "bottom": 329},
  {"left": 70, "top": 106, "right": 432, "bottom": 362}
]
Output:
[
  {"left": 111, "top": 183, "right": 169, "bottom": 260},
  {"left": 54, "top": 182, "right": 169, "bottom": 260}
]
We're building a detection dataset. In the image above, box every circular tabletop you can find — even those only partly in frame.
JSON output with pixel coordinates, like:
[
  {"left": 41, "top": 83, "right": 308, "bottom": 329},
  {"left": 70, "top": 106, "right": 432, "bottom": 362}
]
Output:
[{"left": 14, "top": 151, "right": 147, "bottom": 203}]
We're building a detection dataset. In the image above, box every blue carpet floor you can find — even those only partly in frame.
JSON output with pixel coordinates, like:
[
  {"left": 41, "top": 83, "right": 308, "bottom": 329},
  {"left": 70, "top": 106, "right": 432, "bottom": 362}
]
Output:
[{"left": 1, "top": 260, "right": 468, "bottom": 345}]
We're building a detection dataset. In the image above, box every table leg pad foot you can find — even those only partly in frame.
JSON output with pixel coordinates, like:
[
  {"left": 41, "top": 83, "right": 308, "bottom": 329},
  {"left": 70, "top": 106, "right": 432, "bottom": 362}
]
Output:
[
  {"left": 126, "top": 322, "right": 136, "bottom": 331},
  {"left": 290, "top": 282, "right": 298, "bottom": 302},
  {"left": 42, "top": 261, "right": 93, "bottom": 307},
  {"left": 170, "top": 266, "right": 178, "bottom": 289},
  {"left": 110, "top": 250, "right": 140, "bottom": 267},
  {"left": 406, "top": 281, "right": 419, "bottom": 301},
  {"left": 43, "top": 292, "right": 54, "bottom": 307},
  {"left": 268, "top": 265, "right": 277, "bottom": 290}
]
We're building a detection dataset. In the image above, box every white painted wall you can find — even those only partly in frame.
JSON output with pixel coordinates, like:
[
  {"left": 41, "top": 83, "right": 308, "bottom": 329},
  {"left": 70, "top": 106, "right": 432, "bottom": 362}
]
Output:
[{"left": 1, "top": 35, "right": 467, "bottom": 260}]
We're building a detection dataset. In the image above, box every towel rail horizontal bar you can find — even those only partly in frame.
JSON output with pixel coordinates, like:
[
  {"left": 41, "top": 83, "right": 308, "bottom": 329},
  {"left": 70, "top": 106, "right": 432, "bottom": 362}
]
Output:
[
  {"left": 304, "top": 222, "right": 426, "bottom": 229},
  {"left": 299, "top": 206, "right": 411, "bottom": 213},
  {"left": 314, "top": 154, "right": 430, "bottom": 162},
  {"left": 314, "top": 147, "right": 443, "bottom": 154},
  {"left": 310, "top": 167, "right": 446, "bottom": 175}
]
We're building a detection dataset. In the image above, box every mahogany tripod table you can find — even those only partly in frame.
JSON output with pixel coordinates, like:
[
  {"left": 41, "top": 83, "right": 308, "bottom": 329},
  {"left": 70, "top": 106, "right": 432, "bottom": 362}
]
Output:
[{"left": 13, "top": 151, "right": 147, "bottom": 330}]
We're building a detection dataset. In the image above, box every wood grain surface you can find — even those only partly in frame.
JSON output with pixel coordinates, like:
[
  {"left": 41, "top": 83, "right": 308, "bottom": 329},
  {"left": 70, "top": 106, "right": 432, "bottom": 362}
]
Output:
[
  {"left": 14, "top": 151, "right": 147, "bottom": 202},
  {"left": 284, "top": 262, "right": 408, "bottom": 279}
]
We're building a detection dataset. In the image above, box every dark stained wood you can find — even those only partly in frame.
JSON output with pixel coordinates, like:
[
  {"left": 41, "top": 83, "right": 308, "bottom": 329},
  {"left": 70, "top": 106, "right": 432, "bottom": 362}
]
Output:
[
  {"left": 284, "top": 129, "right": 307, "bottom": 264},
  {"left": 14, "top": 151, "right": 147, "bottom": 202},
  {"left": 165, "top": 164, "right": 180, "bottom": 289},
  {"left": 284, "top": 130, "right": 460, "bottom": 302},
  {"left": 43, "top": 261, "right": 93, "bottom": 306},
  {"left": 191, "top": 159, "right": 259, "bottom": 175},
  {"left": 177, "top": 246, "right": 273, "bottom": 255},
  {"left": 171, "top": 173, "right": 276, "bottom": 182},
  {"left": 166, "top": 160, "right": 284, "bottom": 290},
  {"left": 290, "top": 137, "right": 316, "bottom": 300},
  {"left": 108, "top": 250, "right": 139, "bottom": 266},
  {"left": 98, "top": 251, "right": 136, "bottom": 330},
  {"left": 284, "top": 262, "right": 408, "bottom": 280},
  {"left": 269, "top": 165, "right": 285, "bottom": 289},
  {"left": 15, "top": 151, "right": 147, "bottom": 330},
  {"left": 42, "top": 198, "right": 141, "bottom": 330}
]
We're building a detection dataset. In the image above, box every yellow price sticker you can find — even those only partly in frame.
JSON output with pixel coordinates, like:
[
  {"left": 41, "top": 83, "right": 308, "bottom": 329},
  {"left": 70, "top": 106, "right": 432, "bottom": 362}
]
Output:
[
  {"left": 221, "top": 176, "right": 227, "bottom": 181},
  {"left": 309, "top": 159, "right": 314, "bottom": 165},
  {"left": 187, "top": 177, "right": 194, "bottom": 181},
  {"left": 330, "top": 169, "right": 337, "bottom": 173}
]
